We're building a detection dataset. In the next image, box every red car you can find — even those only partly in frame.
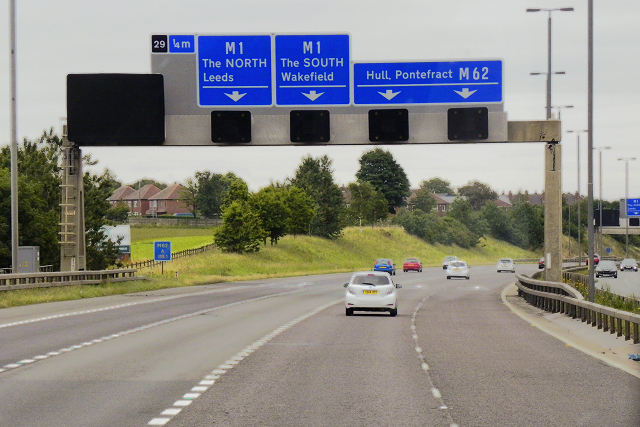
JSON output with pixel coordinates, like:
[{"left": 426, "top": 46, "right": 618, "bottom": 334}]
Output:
[
  {"left": 403, "top": 258, "right": 422, "bottom": 273},
  {"left": 586, "top": 254, "right": 600, "bottom": 266}
]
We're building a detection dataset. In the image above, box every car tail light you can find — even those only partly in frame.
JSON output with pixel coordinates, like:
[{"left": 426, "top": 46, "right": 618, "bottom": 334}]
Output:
[
  {"left": 385, "top": 287, "right": 395, "bottom": 296},
  {"left": 347, "top": 286, "right": 356, "bottom": 295}
]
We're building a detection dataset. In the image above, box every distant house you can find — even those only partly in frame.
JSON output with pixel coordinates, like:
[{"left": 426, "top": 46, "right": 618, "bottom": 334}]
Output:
[
  {"left": 123, "top": 184, "right": 160, "bottom": 216},
  {"left": 147, "top": 183, "right": 191, "bottom": 216},
  {"left": 107, "top": 183, "right": 190, "bottom": 216},
  {"left": 107, "top": 185, "right": 136, "bottom": 207}
]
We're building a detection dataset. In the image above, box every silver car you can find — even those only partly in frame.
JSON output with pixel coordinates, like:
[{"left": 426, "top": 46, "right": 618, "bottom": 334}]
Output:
[
  {"left": 343, "top": 271, "right": 402, "bottom": 316},
  {"left": 619, "top": 258, "right": 638, "bottom": 271},
  {"left": 442, "top": 255, "right": 458, "bottom": 270},
  {"left": 447, "top": 260, "right": 470, "bottom": 280},
  {"left": 496, "top": 258, "right": 515, "bottom": 273},
  {"left": 595, "top": 260, "right": 617, "bottom": 278}
]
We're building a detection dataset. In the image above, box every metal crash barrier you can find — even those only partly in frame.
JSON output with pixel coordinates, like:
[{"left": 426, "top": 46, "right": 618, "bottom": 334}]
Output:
[
  {"left": 515, "top": 274, "right": 640, "bottom": 344},
  {"left": 0, "top": 269, "right": 142, "bottom": 292}
]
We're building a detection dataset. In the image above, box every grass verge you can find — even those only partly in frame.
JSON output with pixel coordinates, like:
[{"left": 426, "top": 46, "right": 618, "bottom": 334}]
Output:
[{"left": 1, "top": 226, "right": 539, "bottom": 309}]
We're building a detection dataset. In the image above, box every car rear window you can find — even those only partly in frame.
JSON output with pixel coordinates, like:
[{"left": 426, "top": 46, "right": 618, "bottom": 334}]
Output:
[
  {"left": 450, "top": 261, "right": 465, "bottom": 267},
  {"left": 352, "top": 275, "right": 391, "bottom": 285},
  {"left": 406, "top": 258, "right": 418, "bottom": 263},
  {"left": 499, "top": 259, "right": 511, "bottom": 263}
]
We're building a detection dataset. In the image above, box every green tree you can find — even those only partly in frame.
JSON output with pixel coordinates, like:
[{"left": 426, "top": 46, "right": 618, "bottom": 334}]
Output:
[
  {"left": 105, "top": 201, "right": 130, "bottom": 222},
  {"left": 481, "top": 201, "right": 511, "bottom": 241},
  {"left": 345, "top": 180, "right": 388, "bottom": 226},
  {"left": 509, "top": 199, "right": 544, "bottom": 249},
  {"left": 410, "top": 186, "right": 437, "bottom": 213},
  {"left": 192, "top": 171, "right": 234, "bottom": 218},
  {"left": 180, "top": 177, "right": 199, "bottom": 217},
  {"left": 289, "top": 155, "right": 345, "bottom": 239},
  {"left": 82, "top": 166, "right": 124, "bottom": 270},
  {"left": 284, "top": 186, "right": 316, "bottom": 235},
  {"left": 222, "top": 178, "right": 250, "bottom": 208},
  {"left": 250, "top": 186, "right": 288, "bottom": 245},
  {"left": 356, "top": 147, "right": 411, "bottom": 214},
  {"left": 420, "top": 177, "right": 454, "bottom": 195},
  {"left": 214, "top": 200, "right": 263, "bottom": 253},
  {"left": 457, "top": 180, "right": 498, "bottom": 210},
  {"left": 392, "top": 209, "right": 438, "bottom": 242}
]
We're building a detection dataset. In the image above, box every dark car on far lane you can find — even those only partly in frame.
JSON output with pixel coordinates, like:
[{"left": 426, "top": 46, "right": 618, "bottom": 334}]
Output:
[{"left": 373, "top": 258, "right": 396, "bottom": 275}]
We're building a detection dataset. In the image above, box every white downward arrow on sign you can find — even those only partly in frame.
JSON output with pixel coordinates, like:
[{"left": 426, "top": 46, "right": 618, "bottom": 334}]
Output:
[
  {"left": 225, "top": 91, "right": 247, "bottom": 102},
  {"left": 302, "top": 90, "right": 324, "bottom": 101},
  {"left": 454, "top": 88, "right": 477, "bottom": 99},
  {"left": 378, "top": 89, "right": 400, "bottom": 100}
]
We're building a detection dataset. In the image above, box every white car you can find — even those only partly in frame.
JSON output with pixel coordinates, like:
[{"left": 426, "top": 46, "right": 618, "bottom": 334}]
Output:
[
  {"left": 442, "top": 255, "right": 458, "bottom": 270},
  {"left": 447, "top": 260, "right": 470, "bottom": 280},
  {"left": 496, "top": 258, "right": 515, "bottom": 273},
  {"left": 344, "top": 271, "right": 401, "bottom": 316}
]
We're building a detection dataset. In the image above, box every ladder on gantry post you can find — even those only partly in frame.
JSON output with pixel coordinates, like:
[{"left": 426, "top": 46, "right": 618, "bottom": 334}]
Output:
[{"left": 59, "top": 125, "right": 86, "bottom": 271}]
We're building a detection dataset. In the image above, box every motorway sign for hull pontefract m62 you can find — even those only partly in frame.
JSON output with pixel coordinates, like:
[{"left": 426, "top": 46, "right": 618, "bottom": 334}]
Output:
[
  {"left": 197, "top": 35, "right": 272, "bottom": 107},
  {"left": 274, "top": 34, "right": 350, "bottom": 106},
  {"left": 353, "top": 60, "right": 503, "bottom": 106}
]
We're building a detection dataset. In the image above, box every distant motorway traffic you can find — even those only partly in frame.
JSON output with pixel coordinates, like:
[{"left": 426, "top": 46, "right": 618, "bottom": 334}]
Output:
[{"left": 0, "top": 264, "right": 638, "bottom": 426}]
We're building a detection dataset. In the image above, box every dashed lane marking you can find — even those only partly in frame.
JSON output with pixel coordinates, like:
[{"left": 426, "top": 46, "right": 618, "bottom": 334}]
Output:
[{"left": 147, "top": 298, "right": 343, "bottom": 426}]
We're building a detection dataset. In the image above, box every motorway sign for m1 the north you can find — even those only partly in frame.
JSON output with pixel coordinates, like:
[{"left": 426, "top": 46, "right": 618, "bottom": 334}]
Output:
[
  {"left": 353, "top": 60, "right": 503, "bottom": 106},
  {"left": 275, "top": 34, "right": 350, "bottom": 106},
  {"left": 197, "top": 35, "right": 272, "bottom": 107}
]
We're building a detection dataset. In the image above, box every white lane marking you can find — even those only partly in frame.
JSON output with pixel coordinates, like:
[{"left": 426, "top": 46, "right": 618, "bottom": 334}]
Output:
[
  {"left": 1, "top": 287, "right": 314, "bottom": 376},
  {"left": 0, "top": 277, "right": 337, "bottom": 331},
  {"left": 147, "top": 298, "right": 343, "bottom": 426},
  {"left": 410, "top": 291, "right": 460, "bottom": 427}
]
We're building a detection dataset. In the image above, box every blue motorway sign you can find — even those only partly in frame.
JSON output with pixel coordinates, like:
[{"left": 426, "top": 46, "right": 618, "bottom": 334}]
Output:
[
  {"left": 154, "top": 241, "right": 172, "bottom": 262},
  {"left": 353, "top": 60, "right": 503, "bottom": 105},
  {"left": 275, "top": 34, "right": 350, "bottom": 106},
  {"left": 627, "top": 199, "right": 640, "bottom": 217},
  {"left": 169, "top": 35, "right": 194, "bottom": 53},
  {"left": 197, "top": 35, "right": 272, "bottom": 107}
]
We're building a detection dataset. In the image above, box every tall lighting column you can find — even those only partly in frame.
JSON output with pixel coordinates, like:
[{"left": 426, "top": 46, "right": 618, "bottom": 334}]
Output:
[
  {"left": 618, "top": 157, "right": 636, "bottom": 258},
  {"left": 593, "top": 146, "right": 611, "bottom": 254},
  {"left": 551, "top": 104, "right": 574, "bottom": 121},
  {"left": 526, "top": 7, "right": 574, "bottom": 119},
  {"left": 567, "top": 129, "right": 588, "bottom": 264}
]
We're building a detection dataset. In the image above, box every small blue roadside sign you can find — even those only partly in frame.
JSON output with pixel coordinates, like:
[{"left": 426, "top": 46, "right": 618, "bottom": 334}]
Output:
[
  {"left": 605, "top": 247, "right": 612, "bottom": 254},
  {"left": 627, "top": 199, "right": 640, "bottom": 217},
  {"left": 275, "top": 34, "right": 350, "bottom": 106},
  {"left": 197, "top": 35, "right": 272, "bottom": 107},
  {"left": 353, "top": 60, "right": 503, "bottom": 106},
  {"left": 154, "top": 241, "right": 172, "bottom": 262}
]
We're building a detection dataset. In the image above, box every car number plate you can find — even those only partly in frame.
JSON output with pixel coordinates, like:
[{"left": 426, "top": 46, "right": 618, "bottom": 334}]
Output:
[{"left": 364, "top": 290, "right": 378, "bottom": 295}]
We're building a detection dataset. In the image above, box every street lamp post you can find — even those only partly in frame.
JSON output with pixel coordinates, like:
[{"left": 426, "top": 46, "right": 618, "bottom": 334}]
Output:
[
  {"left": 594, "top": 146, "right": 611, "bottom": 254},
  {"left": 551, "top": 104, "right": 574, "bottom": 121},
  {"left": 527, "top": 7, "right": 574, "bottom": 119},
  {"left": 618, "top": 157, "right": 636, "bottom": 258},
  {"left": 567, "top": 129, "right": 588, "bottom": 264}
]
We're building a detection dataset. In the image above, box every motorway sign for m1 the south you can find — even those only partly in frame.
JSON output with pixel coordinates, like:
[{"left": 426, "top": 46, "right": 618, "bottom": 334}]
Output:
[
  {"left": 353, "top": 60, "right": 503, "bottom": 106},
  {"left": 275, "top": 34, "right": 350, "bottom": 106}
]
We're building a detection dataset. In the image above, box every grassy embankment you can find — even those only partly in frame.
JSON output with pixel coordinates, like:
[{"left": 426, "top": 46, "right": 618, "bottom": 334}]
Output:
[{"left": 0, "top": 226, "right": 539, "bottom": 308}]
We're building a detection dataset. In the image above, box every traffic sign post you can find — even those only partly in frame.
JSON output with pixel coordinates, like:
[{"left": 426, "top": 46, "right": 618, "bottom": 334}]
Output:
[
  {"left": 154, "top": 241, "right": 172, "bottom": 274},
  {"left": 197, "top": 35, "right": 272, "bottom": 107},
  {"left": 274, "top": 34, "right": 350, "bottom": 106},
  {"left": 353, "top": 60, "right": 503, "bottom": 106}
]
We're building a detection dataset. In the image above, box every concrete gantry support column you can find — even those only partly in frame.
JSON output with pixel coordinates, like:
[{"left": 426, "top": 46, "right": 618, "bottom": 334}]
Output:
[
  {"left": 544, "top": 142, "right": 563, "bottom": 282},
  {"left": 59, "top": 126, "right": 86, "bottom": 271}
]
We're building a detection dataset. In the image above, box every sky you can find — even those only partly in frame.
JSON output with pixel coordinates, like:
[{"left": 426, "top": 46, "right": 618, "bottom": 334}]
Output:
[{"left": 1, "top": 0, "right": 639, "bottom": 200}]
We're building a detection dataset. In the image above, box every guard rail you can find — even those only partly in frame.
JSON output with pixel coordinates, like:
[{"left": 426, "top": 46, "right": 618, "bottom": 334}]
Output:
[
  {"left": 0, "top": 269, "right": 142, "bottom": 292},
  {"left": 515, "top": 274, "right": 640, "bottom": 344}
]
